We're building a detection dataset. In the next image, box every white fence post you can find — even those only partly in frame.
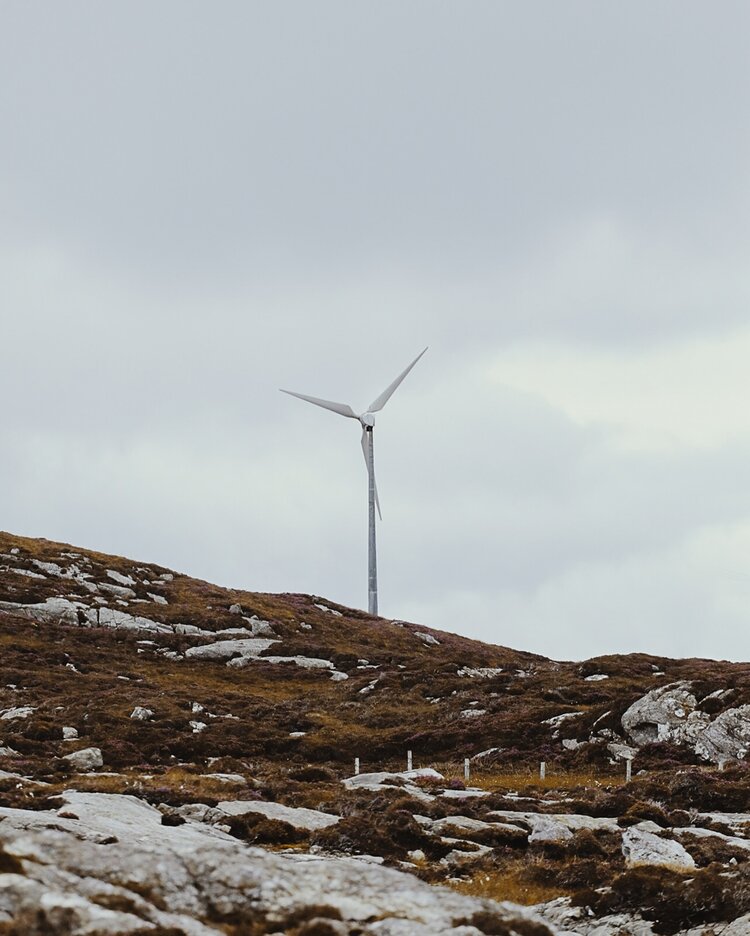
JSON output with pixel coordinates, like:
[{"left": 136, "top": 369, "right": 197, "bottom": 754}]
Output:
[
  {"left": 540, "top": 761, "right": 546, "bottom": 781},
  {"left": 407, "top": 750, "right": 413, "bottom": 772},
  {"left": 625, "top": 758, "right": 632, "bottom": 783},
  {"left": 354, "top": 757, "right": 360, "bottom": 776},
  {"left": 464, "top": 758, "right": 470, "bottom": 782}
]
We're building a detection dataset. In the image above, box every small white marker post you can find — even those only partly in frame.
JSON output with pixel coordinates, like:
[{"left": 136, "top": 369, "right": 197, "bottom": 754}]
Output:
[
  {"left": 718, "top": 758, "right": 726, "bottom": 772},
  {"left": 540, "top": 761, "right": 546, "bottom": 781},
  {"left": 354, "top": 757, "right": 360, "bottom": 776},
  {"left": 407, "top": 750, "right": 413, "bottom": 772},
  {"left": 625, "top": 758, "right": 632, "bottom": 783},
  {"left": 464, "top": 758, "right": 470, "bottom": 782}
]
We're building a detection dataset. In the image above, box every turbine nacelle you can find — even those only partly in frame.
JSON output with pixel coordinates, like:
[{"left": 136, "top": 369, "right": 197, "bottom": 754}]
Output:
[{"left": 359, "top": 412, "right": 376, "bottom": 429}]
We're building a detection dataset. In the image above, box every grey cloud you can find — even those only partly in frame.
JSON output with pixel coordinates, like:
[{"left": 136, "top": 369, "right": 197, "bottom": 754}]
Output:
[{"left": 2, "top": 1, "right": 750, "bottom": 661}]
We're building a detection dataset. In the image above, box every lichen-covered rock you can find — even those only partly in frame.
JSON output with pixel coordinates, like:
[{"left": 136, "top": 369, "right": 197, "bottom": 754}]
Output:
[
  {"left": 86, "top": 607, "right": 172, "bottom": 634},
  {"left": 216, "top": 800, "right": 340, "bottom": 831},
  {"left": 130, "top": 706, "right": 154, "bottom": 721},
  {"left": 0, "top": 597, "right": 82, "bottom": 626},
  {"left": 621, "top": 683, "right": 709, "bottom": 746},
  {"left": 62, "top": 747, "right": 103, "bottom": 771},
  {"left": 184, "top": 638, "right": 279, "bottom": 661},
  {"left": 486, "top": 810, "right": 618, "bottom": 841},
  {"left": 0, "top": 791, "right": 558, "bottom": 935},
  {"left": 622, "top": 824, "right": 696, "bottom": 869},
  {"left": 694, "top": 705, "right": 750, "bottom": 763}
]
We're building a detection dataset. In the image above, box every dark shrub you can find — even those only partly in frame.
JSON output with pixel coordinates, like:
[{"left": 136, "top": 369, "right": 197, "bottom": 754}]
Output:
[
  {"left": 288, "top": 766, "right": 338, "bottom": 783},
  {"left": 227, "top": 813, "right": 308, "bottom": 846},
  {"left": 618, "top": 800, "right": 671, "bottom": 828}
]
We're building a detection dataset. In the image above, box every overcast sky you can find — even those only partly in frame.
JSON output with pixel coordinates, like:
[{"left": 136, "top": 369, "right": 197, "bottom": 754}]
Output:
[{"left": 2, "top": 2, "right": 750, "bottom": 661}]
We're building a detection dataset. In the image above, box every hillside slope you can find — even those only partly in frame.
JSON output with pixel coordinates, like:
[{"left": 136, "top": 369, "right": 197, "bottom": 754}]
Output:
[{"left": 3, "top": 532, "right": 750, "bottom": 936}]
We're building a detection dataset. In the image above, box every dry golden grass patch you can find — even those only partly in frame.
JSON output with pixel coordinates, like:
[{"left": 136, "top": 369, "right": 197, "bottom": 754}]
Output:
[
  {"left": 448, "top": 862, "right": 568, "bottom": 905},
  {"left": 435, "top": 763, "right": 619, "bottom": 794},
  {"left": 53, "top": 767, "right": 254, "bottom": 802}
]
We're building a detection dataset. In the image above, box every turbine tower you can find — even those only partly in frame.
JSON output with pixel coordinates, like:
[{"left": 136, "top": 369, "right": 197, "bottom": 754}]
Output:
[{"left": 281, "top": 347, "right": 427, "bottom": 617}]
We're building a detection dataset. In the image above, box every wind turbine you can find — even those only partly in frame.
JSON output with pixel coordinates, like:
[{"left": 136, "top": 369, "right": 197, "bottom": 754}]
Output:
[{"left": 281, "top": 347, "right": 427, "bottom": 617}]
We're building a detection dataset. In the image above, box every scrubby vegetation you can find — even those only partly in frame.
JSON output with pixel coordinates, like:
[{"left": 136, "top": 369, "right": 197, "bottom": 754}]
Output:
[{"left": 4, "top": 531, "right": 750, "bottom": 934}]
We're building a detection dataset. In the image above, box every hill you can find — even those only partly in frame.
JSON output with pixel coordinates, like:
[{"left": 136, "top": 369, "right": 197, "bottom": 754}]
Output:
[{"left": 2, "top": 531, "right": 750, "bottom": 935}]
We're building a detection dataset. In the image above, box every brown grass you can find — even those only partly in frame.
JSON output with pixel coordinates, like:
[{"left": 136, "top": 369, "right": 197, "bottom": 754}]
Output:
[{"left": 448, "top": 863, "right": 568, "bottom": 906}]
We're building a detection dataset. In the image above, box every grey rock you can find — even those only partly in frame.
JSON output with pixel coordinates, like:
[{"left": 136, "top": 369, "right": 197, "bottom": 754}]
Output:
[
  {"left": 0, "top": 791, "right": 557, "bottom": 935},
  {"left": 607, "top": 742, "right": 638, "bottom": 761},
  {"left": 216, "top": 800, "right": 340, "bottom": 831},
  {"left": 694, "top": 705, "right": 750, "bottom": 763},
  {"left": 62, "top": 747, "right": 104, "bottom": 771},
  {"left": 244, "top": 615, "right": 275, "bottom": 636},
  {"left": 0, "top": 597, "right": 82, "bottom": 626},
  {"left": 62, "top": 726, "right": 79, "bottom": 740},
  {"left": 185, "top": 638, "right": 279, "bottom": 661},
  {"left": 107, "top": 570, "right": 136, "bottom": 587},
  {"left": 0, "top": 706, "right": 35, "bottom": 721},
  {"left": 343, "top": 768, "right": 443, "bottom": 791},
  {"left": 86, "top": 607, "right": 173, "bottom": 634},
  {"left": 621, "top": 683, "right": 709, "bottom": 746},
  {"left": 130, "top": 706, "right": 154, "bottom": 721},
  {"left": 486, "top": 810, "right": 618, "bottom": 842},
  {"left": 622, "top": 824, "right": 695, "bottom": 869}
]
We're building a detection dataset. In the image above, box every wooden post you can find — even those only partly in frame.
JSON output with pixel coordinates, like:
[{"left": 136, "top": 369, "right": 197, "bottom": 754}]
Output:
[
  {"left": 625, "top": 758, "right": 632, "bottom": 783},
  {"left": 407, "top": 750, "right": 413, "bottom": 772},
  {"left": 354, "top": 757, "right": 360, "bottom": 776},
  {"left": 540, "top": 761, "right": 546, "bottom": 781},
  {"left": 464, "top": 758, "right": 470, "bottom": 782}
]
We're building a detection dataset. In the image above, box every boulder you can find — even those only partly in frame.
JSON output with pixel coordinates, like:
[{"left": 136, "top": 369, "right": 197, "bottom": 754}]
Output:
[
  {"left": 0, "top": 706, "right": 35, "bottom": 721},
  {"left": 486, "top": 810, "right": 618, "bottom": 841},
  {"left": 63, "top": 747, "right": 104, "bottom": 771},
  {"left": 62, "top": 726, "right": 79, "bottom": 740},
  {"left": 343, "top": 768, "right": 443, "bottom": 791},
  {"left": 622, "top": 824, "right": 695, "bottom": 869},
  {"left": 87, "top": 607, "right": 172, "bottom": 634},
  {"left": 694, "top": 705, "right": 750, "bottom": 763},
  {"left": 216, "top": 800, "right": 340, "bottom": 831},
  {"left": 621, "top": 682, "right": 709, "bottom": 746},
  {"left": 0, "top": 597, "right": 82, "bottom": 626},
  {"left": 185, "top": 638, "right": 279, "bottom": 661},
  {"left": 130, "top": 706, "right": 154, "bottom": 721}
]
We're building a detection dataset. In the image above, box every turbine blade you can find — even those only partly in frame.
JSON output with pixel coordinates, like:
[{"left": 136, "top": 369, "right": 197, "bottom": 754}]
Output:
[
  {"left": 361, "top": 428, "right": 382, "bottom": 520},
  {"left": 280, "top": 389, "right": 358, "bottom": 419},
  {"left": 368, "top": 347, "right": 428, "bottom": 413}
]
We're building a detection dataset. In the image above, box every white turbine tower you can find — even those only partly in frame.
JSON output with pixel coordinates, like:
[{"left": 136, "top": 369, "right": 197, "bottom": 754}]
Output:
[{"left": 281, "top": 347, "right": 427, "bottom": 617}]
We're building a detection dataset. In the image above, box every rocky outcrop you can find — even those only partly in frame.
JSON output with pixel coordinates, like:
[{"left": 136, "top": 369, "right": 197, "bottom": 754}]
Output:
[
  {"left": 694, "top": 704, "right": 750, "bottom": 762},
  {"left": 0, "top": 597, "right": 82, "bottom": 626},
  {"left": 622, "top": 684, "right": 750, "bottom": 764},
  {"left": 0, "top": 792, "right": 558, "bottom": 935},
  {"left": 622, "top": 683, "right": 709, "bottom": 746},
  {"left": 622, "top": 823, "right": 696, "bottom": 869},
  {"left": 215, "top": 799, "right": 341, "bottom": 831},
  {"left": 62, "top": 747, "right": 104, "bottom": 771},
  {"left": 486, "top": 810, "right": 618, "bottom": 843},
  {"left": 184, "top": 638, "right": 279, "bottom": 661}
]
